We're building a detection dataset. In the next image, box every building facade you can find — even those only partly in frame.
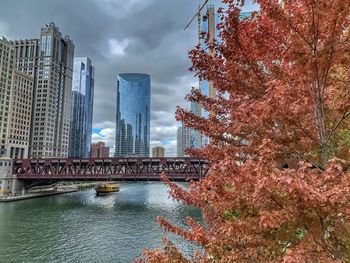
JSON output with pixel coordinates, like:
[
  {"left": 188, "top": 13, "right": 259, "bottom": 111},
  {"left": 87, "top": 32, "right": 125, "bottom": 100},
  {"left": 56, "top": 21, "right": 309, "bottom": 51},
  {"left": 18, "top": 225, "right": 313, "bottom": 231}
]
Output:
[
  {"left": 190, "top": 100, "right": 202, "bottom": 149},
  {"left": 152, "top": 146, "right": 165, "bottom": 157},
  {"left": 69, "top": 57, "right": 94, "bottom": 157},
  {"left": 177, "top": 125, "right": 191, "bottom": 157},
  {"left": 13, "top": 22, "right": 74, "bottom": 158},
  {"left": 114, "top": 73, "right": 150, "bottom": 157},
  {"left": 201, "top": 4, "right": 217, "bottom": 101},
  {"left": 239, "top": 11, "right": 253, "bottom": 20},
  {"left": 91, "top": 141, "right": 109, "bottom": 158},
  {"left": 0, "top": 37, "right": 14, "bottom": 156},
  {"left": 0, "top": 38, "right": 34, "bottom": 159},
  {"left": 7, "top": 70, "right": 33, "bottom": 158}
]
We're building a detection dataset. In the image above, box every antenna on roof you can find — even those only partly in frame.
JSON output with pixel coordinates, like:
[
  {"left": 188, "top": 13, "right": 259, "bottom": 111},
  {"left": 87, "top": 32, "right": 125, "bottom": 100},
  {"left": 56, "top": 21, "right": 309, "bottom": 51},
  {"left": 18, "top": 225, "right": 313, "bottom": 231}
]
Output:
[{"left": 184, "top": 0, "right": 209, "bottom": 31}]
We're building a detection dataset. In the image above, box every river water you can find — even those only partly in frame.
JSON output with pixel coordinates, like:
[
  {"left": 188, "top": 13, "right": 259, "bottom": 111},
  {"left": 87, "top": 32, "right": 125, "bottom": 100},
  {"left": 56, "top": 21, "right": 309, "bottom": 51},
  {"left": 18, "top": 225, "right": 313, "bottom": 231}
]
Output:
[{"left": 0, "top": 182, "right": 202, "bottom": 263}]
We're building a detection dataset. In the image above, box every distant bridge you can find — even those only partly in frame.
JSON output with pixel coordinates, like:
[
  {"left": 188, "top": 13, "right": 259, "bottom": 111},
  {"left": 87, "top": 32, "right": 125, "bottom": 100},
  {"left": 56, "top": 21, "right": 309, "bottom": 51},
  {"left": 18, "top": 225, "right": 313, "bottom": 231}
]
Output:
[{"left": 13, "top": 157, "right": 209, "bottom": 181}]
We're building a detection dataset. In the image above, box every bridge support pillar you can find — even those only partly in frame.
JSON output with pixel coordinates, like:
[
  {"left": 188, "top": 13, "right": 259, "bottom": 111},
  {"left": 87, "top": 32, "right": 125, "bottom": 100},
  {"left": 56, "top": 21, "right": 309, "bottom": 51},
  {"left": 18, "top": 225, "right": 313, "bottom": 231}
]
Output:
[{"left": 0, "top": 157, "right": 24, "bottom": 196}]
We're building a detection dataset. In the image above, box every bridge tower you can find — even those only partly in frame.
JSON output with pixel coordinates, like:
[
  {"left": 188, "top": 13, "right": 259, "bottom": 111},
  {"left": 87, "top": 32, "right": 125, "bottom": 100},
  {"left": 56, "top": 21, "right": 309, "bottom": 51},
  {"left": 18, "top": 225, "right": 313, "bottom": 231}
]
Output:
[{"left": 0, "top": 157, "right": 24, "bottom": 196}]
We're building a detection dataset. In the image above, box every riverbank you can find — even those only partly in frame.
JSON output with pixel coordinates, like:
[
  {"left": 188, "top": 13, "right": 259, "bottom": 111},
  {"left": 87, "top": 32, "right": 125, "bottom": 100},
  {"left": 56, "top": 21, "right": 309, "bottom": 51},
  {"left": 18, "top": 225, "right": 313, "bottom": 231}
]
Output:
[
  {"left": 0, "top": 181, "right": 109, "bottom": 202},
  {"left": 0, "top": 188, "right": 77, "bottom": 202}
]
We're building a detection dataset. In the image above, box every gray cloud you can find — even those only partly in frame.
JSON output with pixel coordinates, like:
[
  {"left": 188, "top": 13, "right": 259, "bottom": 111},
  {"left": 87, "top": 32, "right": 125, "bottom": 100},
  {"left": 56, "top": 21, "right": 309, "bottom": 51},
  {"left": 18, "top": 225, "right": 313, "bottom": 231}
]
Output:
[{"left": 0, "top": 0, "right": 258, "bottom": 156}]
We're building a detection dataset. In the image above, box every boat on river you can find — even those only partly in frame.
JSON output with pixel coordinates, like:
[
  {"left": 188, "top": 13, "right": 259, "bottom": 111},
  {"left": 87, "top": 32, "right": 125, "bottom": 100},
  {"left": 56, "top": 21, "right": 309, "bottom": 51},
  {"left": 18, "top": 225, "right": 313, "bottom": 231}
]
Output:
[{"left": 95, "top": 183, "right": 119, "bottom": 195}]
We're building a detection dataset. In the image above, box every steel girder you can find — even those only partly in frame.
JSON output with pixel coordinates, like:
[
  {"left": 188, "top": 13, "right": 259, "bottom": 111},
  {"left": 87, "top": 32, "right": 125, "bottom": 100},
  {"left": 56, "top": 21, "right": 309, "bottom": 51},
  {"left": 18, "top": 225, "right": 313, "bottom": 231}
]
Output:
[{"left": 13, "top": 157, "right": 209, "bottom": 181}]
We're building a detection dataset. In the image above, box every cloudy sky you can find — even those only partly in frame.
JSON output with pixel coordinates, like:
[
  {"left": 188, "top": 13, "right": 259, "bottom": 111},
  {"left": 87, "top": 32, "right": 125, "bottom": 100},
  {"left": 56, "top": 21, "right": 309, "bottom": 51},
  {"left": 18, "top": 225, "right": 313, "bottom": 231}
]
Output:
[{"left": 0, "top": 0, "right": 258, "bottom": 156}]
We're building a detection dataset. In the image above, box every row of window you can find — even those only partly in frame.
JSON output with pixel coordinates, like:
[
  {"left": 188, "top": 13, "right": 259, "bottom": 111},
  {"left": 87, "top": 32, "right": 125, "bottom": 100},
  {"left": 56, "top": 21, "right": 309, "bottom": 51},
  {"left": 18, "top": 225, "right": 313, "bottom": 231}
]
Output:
[{"left": 8, "top": 139, "right": 28, "bottom": 144}]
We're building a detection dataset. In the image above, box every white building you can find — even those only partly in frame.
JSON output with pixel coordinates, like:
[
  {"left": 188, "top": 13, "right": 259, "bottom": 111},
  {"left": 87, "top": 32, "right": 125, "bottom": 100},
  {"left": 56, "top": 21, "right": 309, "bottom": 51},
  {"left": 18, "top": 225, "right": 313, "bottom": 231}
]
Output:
[
  {"left": 0, "top": 37, "right": 14, "bottom": 157},
  {"left": 177, "top": 125, "right": 191, "bottom": 157},
  {"left": 0, "top": 37, "right": 34, "bottom": 159}
]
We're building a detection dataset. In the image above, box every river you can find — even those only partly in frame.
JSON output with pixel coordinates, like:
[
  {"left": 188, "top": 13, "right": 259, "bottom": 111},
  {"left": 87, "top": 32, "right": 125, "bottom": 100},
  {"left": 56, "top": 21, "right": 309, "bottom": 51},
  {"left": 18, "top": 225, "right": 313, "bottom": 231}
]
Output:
[{"left": 0, "top": 182, "right": 202, "bottom": 263}]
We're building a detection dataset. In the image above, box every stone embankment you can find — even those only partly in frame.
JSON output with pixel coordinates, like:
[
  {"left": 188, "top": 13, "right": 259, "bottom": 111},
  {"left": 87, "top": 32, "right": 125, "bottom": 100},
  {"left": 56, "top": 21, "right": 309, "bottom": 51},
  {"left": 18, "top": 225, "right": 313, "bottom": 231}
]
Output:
[{"left": 0, "top": 182, "right": 105, "bottom": 202}]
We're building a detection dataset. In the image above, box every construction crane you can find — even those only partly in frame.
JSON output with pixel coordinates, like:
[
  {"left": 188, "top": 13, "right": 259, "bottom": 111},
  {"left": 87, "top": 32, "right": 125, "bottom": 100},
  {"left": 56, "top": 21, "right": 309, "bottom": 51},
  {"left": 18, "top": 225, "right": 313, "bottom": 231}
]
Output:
[{"left": 183, "top": 0, "right": 209, "bottom": 31}]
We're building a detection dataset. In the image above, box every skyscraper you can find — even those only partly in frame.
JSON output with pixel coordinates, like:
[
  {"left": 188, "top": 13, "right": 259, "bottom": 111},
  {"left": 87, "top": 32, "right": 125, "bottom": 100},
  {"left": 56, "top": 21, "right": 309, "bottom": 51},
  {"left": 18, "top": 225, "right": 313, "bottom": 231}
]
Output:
[
  {"left": 197, "top": 7, "right": 252, "bottom": 146},
  {"left": 13, "top": 22, "right": 74, "bottom": 158},
  {"left": 114, "top": 73, "right": 150, "bottom": 157},
  {"left": 0, "top": 37, "right": 33, "bottom": 159},
  {"left": 200, "top": 8, "right": 253, "bottom": 101},
  {"left": 201, "top": 4, "right": 218, "bottom": 101},
  {"left": 177, "top": 125, "right": 191, "bottom": 157},
  {"left": 190, "top": 100, "right": 202, "bottom": 148},
  {"left": 0, "top": 37, "right": 14, "bottom": 156},
  {"left": 190, "top": 4, "right": 220, "bottom": 148},
  {"left": 69, "top": 57, "right": 94, "bottom": 157},
  {"left": 7, "top": 70, "right": 33, "bottom": 158}
]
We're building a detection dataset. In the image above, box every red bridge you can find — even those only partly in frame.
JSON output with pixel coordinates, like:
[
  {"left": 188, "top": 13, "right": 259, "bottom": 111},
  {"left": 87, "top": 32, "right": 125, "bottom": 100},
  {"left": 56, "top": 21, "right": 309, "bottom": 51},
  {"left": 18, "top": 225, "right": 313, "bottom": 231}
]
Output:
[{"left": 13, "top": 157, "right": 209, "bottom": 181}]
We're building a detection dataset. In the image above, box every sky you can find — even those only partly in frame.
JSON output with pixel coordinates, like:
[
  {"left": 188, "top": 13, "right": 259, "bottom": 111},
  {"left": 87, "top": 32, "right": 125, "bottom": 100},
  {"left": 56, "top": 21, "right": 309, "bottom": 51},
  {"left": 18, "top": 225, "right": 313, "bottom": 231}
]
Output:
[{"left": 0, "top": 0, "right": 258, "bottom": 156}]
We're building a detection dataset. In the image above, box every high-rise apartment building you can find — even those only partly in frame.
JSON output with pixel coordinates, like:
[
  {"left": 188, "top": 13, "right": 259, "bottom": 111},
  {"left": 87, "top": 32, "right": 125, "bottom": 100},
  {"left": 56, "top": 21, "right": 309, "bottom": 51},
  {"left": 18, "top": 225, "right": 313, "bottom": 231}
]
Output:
[
  {"left": 152, "top": 146, "right": 165, "bottom": 157},
  {"left": 13, "top": 22, "right": 74, "bottom": 158},
  {"left": 69, "top": 57, "right": 94, "bottom": 157},
  {"left": 91, "top": 141, "right": 109, "bottom": 158},
  {"left": 177, "top": 125, "right": 191, "bottom": 157},
  {"left": 114, "top": 73, "right": 150, "bottom": 157}
]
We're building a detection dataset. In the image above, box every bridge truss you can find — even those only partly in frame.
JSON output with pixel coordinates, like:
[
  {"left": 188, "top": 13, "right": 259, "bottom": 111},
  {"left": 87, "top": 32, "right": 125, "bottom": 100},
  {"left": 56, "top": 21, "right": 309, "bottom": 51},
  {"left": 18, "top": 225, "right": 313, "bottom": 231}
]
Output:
[{"left": 13, "top": 157, "right": 209, "bottom": 181}]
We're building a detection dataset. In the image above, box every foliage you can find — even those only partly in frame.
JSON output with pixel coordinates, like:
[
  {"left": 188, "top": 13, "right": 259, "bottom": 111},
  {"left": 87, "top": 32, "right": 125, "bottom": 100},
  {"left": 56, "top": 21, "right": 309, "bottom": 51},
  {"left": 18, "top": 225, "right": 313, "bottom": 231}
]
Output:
[{"left": 139, "top": 0, "right": 350, "bottom": 262}]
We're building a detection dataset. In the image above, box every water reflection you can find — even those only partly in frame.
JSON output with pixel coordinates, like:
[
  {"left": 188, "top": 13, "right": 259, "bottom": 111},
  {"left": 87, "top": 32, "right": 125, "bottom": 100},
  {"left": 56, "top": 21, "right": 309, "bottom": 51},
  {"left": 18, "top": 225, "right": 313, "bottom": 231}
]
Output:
[{"left": 0, "top": 182, "right": 202, "bottom": 263}]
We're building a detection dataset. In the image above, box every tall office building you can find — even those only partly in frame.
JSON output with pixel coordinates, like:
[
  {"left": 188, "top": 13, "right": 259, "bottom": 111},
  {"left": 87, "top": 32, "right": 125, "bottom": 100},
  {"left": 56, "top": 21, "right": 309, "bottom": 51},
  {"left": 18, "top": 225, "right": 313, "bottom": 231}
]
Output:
[
  {"left": 7, "top": 70, "right": 33, "bottom": 158},
  {"left": 0, "top": 37, "right": 34, "bottom": 159},
  {"left": 152, "top": 146, "right": 165, "bottom": 157},
  {"left": 198, "top": 7, "right": 252, "bottom": 146},
  {"left": 201, "top": 4, "right": 218, "bottom": 100},
  {"left": 114, "top": 73, "right": 150, "bottom": 157},
  {"left": 69, "top": 57, "right": 94, "bottom": 157},
  {"left": 200, "top": 8, "right": 252, "bottom": 100},
  {"left": 188, "top": 4, "right": 220, "bottom": 148},
  {"left": 0, "top": 38, "right": 15, "bottom": 156},
  {"left": 190, "top": 100, "right": 202, "bottom": 149},
  {"left": 177, "top": 125, "right": 191, "bottom": 157},
  {"left": 13, "top": 22, "right": 74, "bottom": 157}
]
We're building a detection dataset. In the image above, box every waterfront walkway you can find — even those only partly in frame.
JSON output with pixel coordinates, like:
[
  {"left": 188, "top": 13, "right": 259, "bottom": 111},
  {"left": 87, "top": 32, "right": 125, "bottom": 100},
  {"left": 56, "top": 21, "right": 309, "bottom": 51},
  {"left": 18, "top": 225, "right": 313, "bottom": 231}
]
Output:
[{"left": 0, "top": 188, "right": 77, "bottom": 202}]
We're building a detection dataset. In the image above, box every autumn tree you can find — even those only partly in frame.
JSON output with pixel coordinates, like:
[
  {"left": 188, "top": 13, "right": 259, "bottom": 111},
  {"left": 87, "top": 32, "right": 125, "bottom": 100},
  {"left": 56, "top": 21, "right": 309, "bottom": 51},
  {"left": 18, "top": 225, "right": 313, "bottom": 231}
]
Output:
[{"left": 139, "top": 0, "right": 350, "bottom": 262}]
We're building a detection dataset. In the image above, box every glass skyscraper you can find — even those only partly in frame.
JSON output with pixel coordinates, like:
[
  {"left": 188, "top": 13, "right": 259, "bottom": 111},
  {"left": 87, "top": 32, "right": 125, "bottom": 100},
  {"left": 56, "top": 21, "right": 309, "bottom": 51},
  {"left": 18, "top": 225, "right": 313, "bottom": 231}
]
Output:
[
  {"left": 198, "top": 7, "right": 252, "bottom": 146},
  {"left": 114, "top": 73, "right": 150, "bottom": 157},
  {"left": 69, "top": 57, "right": 95, "bottom": 157}
]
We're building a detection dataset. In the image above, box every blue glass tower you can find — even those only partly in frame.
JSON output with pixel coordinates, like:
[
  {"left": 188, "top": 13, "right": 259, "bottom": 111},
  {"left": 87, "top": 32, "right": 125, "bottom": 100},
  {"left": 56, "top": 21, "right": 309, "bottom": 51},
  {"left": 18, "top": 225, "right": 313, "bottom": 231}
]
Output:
[
  {"left": 114, "top": 73, "right": 150, "bottom": 157},
  {"left": 199, "top": 6, "right": 252, "bottom": 146},
  {"left": 69, "top": 57, "right": 95, "bottom": 157}
]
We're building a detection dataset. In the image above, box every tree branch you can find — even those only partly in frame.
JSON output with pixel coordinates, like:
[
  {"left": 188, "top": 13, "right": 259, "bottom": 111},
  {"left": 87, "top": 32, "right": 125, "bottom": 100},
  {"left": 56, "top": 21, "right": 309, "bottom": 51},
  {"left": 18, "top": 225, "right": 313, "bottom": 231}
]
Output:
[{"left": 325, "top": 111, "right": 350, "bottom": 145}]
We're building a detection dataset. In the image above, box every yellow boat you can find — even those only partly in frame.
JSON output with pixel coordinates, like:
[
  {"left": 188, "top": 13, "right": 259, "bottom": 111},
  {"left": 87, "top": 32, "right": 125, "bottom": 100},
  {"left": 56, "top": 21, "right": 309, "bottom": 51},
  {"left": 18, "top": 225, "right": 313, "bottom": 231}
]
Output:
[{"left": 95, "top": 183, "right": 119, "bottom": 195}]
